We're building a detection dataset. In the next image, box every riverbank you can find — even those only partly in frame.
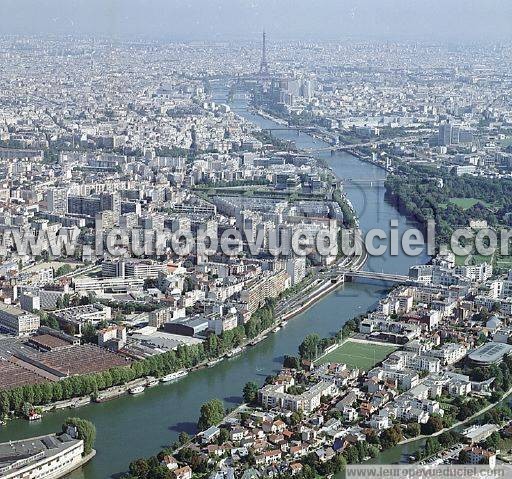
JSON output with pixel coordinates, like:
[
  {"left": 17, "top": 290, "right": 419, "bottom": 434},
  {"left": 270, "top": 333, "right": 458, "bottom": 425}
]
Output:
[{"left": 29, "top": 271, "right": 356, "bottom": 417}]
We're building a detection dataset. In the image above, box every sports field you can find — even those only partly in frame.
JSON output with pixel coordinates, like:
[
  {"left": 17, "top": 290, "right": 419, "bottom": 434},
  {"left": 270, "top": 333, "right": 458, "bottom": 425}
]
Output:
[{"left": 316, "top": 340, "right": 397, "bottom": 370}]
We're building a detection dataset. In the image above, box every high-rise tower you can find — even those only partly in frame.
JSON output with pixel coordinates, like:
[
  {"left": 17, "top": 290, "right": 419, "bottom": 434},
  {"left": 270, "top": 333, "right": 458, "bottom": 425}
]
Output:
[{"left": 259, "top": 31, "right": 270, "bottom": 77}]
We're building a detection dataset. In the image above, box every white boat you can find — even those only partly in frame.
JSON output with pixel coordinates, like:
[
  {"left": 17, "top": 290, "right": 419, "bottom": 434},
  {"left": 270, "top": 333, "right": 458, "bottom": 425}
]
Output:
[
  {"left": 160, "top": 370, "right": 188, "bottom": 383},
  {"left": 226, "top": 346, "right": 245, "bottom": 358},
  {"left": 208, "top": 358, "right": 223, "bottom": 367},
  {"left": 250, "top": 336, "right": 266, "bottom": 346},
  {"left": 146, "top": 377, "right": 159, "bottom": 387},
  {"left": 129, "top": 385, "right": 145, "bottom": 395}
]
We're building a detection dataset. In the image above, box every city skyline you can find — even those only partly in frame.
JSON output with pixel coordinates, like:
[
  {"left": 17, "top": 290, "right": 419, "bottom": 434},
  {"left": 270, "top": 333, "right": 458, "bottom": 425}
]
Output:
[{"left": 2, "top": 0, "right": 512, "bottom": 42}]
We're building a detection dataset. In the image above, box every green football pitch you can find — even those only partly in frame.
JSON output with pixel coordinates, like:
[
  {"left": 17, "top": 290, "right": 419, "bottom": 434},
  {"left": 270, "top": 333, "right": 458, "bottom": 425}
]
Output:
[{"left": 316, "top": 340, "right": 397, "bottom": 370}]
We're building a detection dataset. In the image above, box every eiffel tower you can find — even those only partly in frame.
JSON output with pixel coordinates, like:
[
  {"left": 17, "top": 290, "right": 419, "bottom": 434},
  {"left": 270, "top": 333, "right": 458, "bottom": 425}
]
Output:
[{"left": 258, "top": 31, "right": 270, "bottom": 77}]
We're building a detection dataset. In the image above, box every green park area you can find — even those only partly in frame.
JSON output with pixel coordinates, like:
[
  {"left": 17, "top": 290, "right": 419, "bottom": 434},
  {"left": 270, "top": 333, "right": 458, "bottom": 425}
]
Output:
[
  {"left": 448, "top": 197, "right": 490, "bottom": 210},
  {"left": 315, "top": 340, "right": 397, "bottom": 370}
]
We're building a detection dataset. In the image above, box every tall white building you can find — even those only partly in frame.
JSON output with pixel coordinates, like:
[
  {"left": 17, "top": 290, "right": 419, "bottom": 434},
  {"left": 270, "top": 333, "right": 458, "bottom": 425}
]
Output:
[{"left": 286, "top": 257, "right": 306, "bottom": 285}]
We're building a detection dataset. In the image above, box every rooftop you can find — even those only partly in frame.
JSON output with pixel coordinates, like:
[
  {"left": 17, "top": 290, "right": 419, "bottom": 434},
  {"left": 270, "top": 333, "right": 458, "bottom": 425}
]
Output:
[
  {"left": 0, "top": 434, "right": 81, "bottom": 476},
  {"left": 468, "top": 341, "right": 512, "bottom": 365}
]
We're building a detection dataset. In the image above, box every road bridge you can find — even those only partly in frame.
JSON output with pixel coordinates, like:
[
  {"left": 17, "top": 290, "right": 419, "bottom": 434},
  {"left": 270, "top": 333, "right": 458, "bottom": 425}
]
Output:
[
  {"left": 302, "top": 135, "right": 427, "bottom": 155},
  {"left": 344, "top": 178, "right": 386, "bottom": 186},
  {"left": 343, "top": 270, "right": 410, "bottom": 286},
  {"left": 329, "top": 269, "right": 410, "bottom": 286}
]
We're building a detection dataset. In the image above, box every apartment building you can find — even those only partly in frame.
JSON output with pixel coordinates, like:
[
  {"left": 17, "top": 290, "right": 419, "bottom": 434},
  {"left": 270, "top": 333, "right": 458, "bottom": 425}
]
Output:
[
  {"left": 259, "top": 380, "right": 337, "bottom": 413},
  {"left": 240, "top": 269, "right": 290, "bottom": 315},
  {"left": 0, "top": 302, "right": 40, "bottom": 336}
]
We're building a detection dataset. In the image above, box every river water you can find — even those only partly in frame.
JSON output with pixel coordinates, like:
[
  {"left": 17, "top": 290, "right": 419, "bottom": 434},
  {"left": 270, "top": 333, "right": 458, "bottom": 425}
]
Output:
[{"left": 0, "top": 87, "right": 429, "bottom": 477}]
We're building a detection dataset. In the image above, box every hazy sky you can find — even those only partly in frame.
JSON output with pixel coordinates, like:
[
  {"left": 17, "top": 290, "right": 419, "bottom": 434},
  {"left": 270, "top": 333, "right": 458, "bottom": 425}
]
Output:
[{"left": 2, "top": 0, "right": 511, "bottom": 42}]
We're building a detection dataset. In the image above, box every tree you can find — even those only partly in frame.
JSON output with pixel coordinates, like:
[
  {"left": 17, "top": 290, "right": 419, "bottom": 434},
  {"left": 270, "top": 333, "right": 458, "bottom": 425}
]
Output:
[
  {"left": 424, "top": 437, "right": 441, "bottom": 457},
  {"left": 0, "top": 393, "right": 9, "bottom": 416},
  {"left": 368, "top": 445, "right": 380, "bottom": 458},
  {"left": 422, "top": 414, "right": 444, "bottom": 435},
  {"left": 299, "top": 333, "right": 321, "bottom": 360},
  {"left": 206, "top": 334, "right": 218, "bottom": 357},
  {"left": 290, "top": 411, "right": 304, "bottom": 426},
  {"left": 217, "top": 427, "right": 230, "bottom": 445},
  {"left": 197, "top": 399, "right": 225, "bottom": 431},
  {"left": 129, "top": 458, "right": 151, "bottom": 478},
  {"left": 7, "top": 388, "right": 23, "bottom": 412},
  {"left": 365, "top": 429, "right": 380, "bottom": 445},
  {"left": 458, "top": 449, "right": 471, "bottom": 464},
  {"left": 381, "top": 425, "right": 402, "bottom": 449},
  {"left": 81, "top": 323, "right": 98, "bottom": 344},
  {"left": 183, "top": 276, "right": 194, "bottom": 293},
  {"left": 63, "top": 417, "right": 96, "bottom": 455},
  {"left": 62, "top": 293, "right": 71, "bottom": 308},
  {"left": 330, "top": 453, "right": 347, "bottom": 473},
  {"left": 283, "top": 355, "right": 299, "bottom": 369},
  {"left": 243, "top": 381, "right": 259, "bottom": 404},
  {"left": 302, "top": 465, "right": 316, "bottom": 479},
  {"left": 41, "top": 312, "right": 60, "bottom": 330},
  {"left": 344, "top": 445, "right": 360, "bottom": 464},
  {"left": 21, "top": 402, "right": 33, "bottom": 418},
  {"left": 438, "top": 431, "right": 455, "bottom": 447},
  {"left": 178, "top": 431, "right": 190, "bottom": 446},
  {"left": 55, "top": 264, "right": 73, "bottom": 277},
  {"left": 406, "top": 422, "right": 421, "bottom": 438},
  {"left": 484, "top": 432, "right": 501, "bottom": 451}
]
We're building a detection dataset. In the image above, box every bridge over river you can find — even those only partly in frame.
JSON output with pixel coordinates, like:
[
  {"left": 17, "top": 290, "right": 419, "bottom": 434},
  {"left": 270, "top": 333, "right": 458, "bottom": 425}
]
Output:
[
  {"left": 346, "top": 270, "right": 410, "bottom": 283},
  {"left": 344, "top": 178, "right": 386, "bottom": 186},
  {"left": 330, "top": 269, "right": 411, "bottom": 286}
]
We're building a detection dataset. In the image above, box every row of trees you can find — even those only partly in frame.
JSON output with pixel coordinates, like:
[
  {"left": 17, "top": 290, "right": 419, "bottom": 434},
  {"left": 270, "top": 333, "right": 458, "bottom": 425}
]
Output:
[{"left": 333, "top": 189, "right": 356, "bottom": 228}]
